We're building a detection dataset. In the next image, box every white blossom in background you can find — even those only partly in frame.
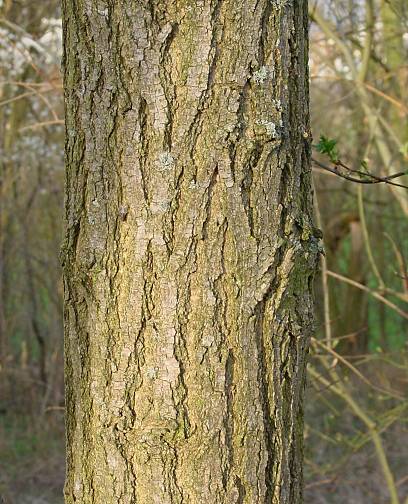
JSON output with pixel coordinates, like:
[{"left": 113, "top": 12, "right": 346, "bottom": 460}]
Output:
[
  {"left": 357, "top": 30, "right": 366, "bottom": 46},
  {"left": 375, "top": 20, "right": 384, "bottom": 33},
  {"left": 0, "top": 17, "right": 62, "bottom": 79},
  {"left": 0, "top": 15, "right": 64, "bottom": 190},
  {"left": 333, "top": 57, "right": 351, "bottom": 78},
  {"left": 0, "top": 27, "right": 30, "bottom": 78},
  {"left": 40, "top": 17, "right": 63, "bottom": 64},
  {"left": 403, "top": 33, "right": 408, "bottom": 51}
]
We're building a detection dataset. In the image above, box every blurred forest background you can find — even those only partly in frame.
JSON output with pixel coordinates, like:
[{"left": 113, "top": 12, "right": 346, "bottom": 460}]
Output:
[{"left": 0, "top": 0, "right": 407, "bottom": 503}]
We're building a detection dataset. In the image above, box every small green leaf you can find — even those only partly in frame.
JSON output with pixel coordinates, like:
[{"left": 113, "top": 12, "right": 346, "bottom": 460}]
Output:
[{"left": 315, "top": 135, "right": 339, "bottom": 163}]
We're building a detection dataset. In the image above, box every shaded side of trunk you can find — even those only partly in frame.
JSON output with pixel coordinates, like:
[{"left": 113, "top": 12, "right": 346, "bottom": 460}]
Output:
[{"left": 62, "top": 1, "right": 317, "bottom": 503}]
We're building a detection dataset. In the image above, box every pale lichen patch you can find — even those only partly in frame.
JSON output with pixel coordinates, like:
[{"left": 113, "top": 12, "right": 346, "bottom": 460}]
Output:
[
  {"left": 252, "top": 66, "right": 271, "bottom": 84},
  {"left": 255, "top": 119, "right": 279, "bottom": 138},
  {"left": 146, "top": 367, "right": 158, "bottom": 380},
  {"left": 157, "top": 151, "right": 175, "bottom": 170}
]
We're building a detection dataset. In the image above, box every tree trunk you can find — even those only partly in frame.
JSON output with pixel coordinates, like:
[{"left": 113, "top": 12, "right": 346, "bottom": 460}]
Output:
[{"left": 62, "top": 1, "right": 317, "bottom": 503}]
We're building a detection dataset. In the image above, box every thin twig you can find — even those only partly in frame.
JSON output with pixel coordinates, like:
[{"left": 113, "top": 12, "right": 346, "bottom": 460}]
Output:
[
  {"left": 313, "top": 182, "right": 332, "bottom": 347},
  {"left": 308, "top": 364, "right": 401, "bottom": 504},
  {"left": 327, "top": 270, "right": 408, "bottom": 320},
  {"left": 312, "top": 337, "right": 404, "bottom": 400},
  {"left": 19, "top": 119, "right": 64, "bottom": 132},
  {"left": 312, "top": 158, "right": 408, "bottom": 189}
]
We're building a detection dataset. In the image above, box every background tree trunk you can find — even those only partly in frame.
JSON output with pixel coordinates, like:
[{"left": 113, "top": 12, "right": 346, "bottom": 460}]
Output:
[{"left": 62, "top": 1, "right": 317, "bottom": 503}]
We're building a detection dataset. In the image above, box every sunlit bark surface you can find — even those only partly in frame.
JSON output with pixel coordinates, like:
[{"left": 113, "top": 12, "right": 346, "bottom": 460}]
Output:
[{"left": 62, "top": 1, "right": 317, "bottom": 502}]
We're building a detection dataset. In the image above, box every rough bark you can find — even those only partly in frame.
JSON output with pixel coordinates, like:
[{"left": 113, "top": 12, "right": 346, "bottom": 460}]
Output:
[{"left": 62, "top": 1, "right": 318, "bottom": 503}]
